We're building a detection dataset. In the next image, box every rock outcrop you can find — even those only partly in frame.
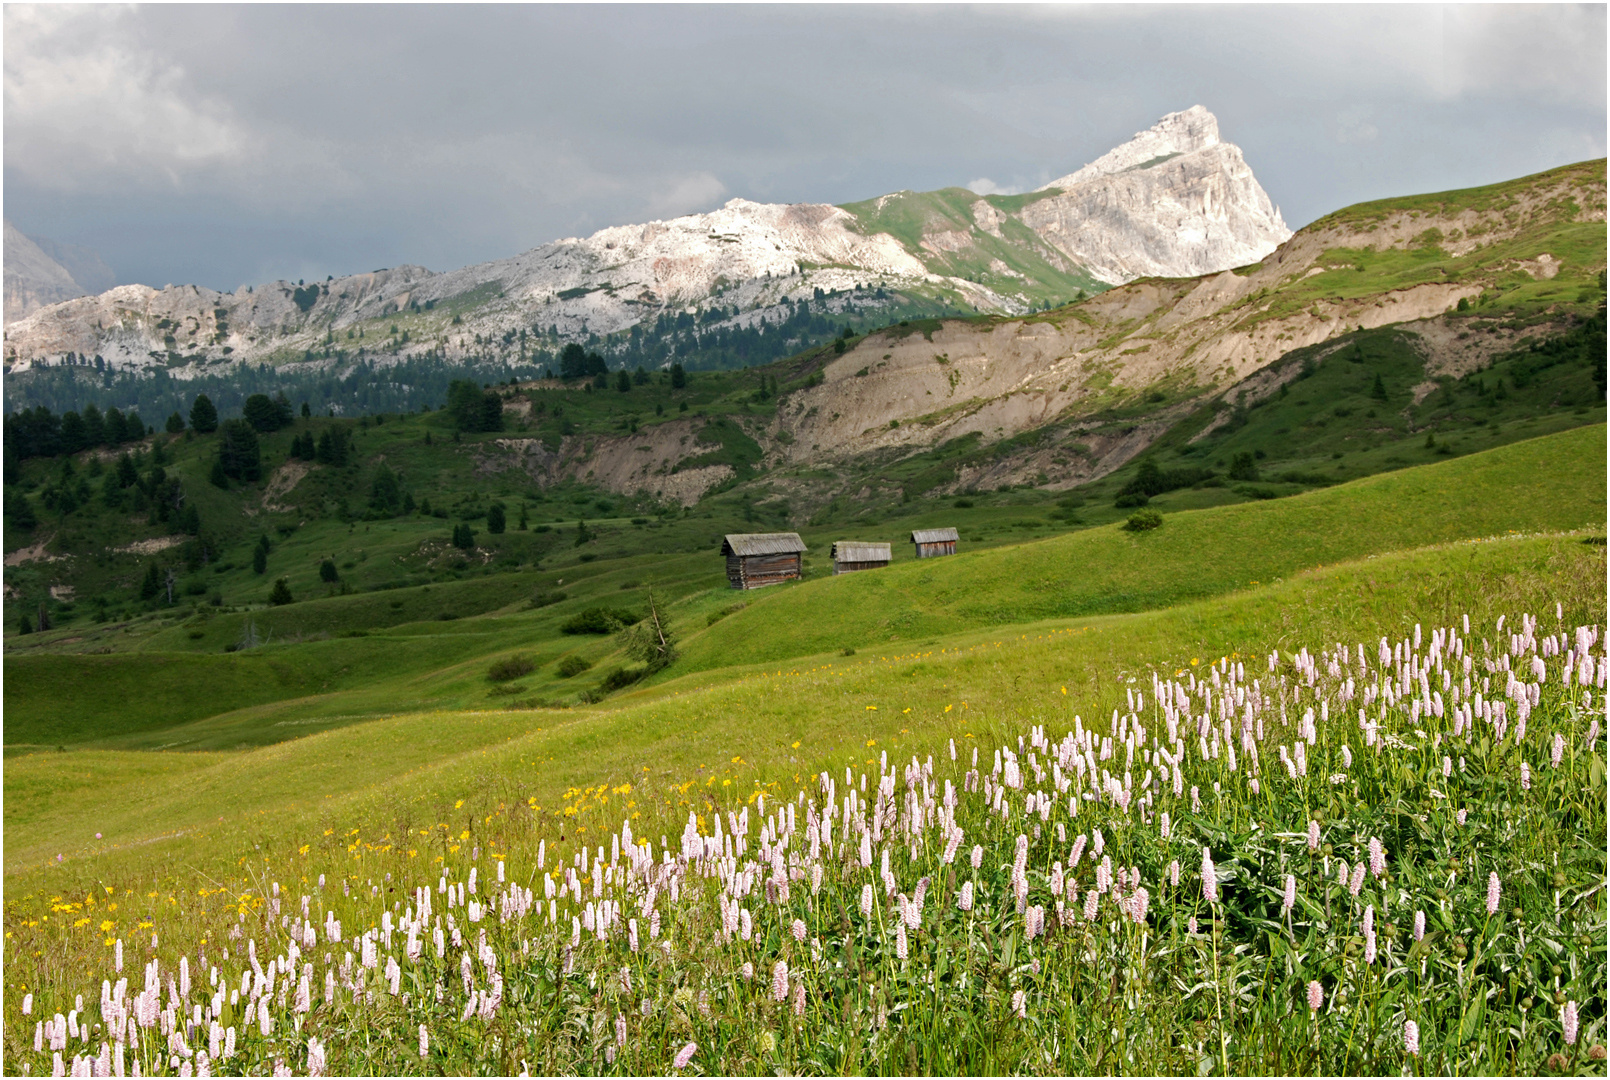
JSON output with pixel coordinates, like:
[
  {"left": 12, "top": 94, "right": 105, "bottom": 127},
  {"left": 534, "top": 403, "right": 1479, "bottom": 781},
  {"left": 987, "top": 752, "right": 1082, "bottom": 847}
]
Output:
[{"left": 1022, "top": 106, "right": 1290, "bottom": 284}]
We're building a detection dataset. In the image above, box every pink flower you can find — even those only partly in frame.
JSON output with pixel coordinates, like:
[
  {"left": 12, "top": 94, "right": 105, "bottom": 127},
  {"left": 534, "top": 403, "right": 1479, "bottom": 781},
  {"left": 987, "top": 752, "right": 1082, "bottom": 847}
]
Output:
[
  {"left": 673, "top": 1042, "right": 697, "bottom": 1070},
  {"left": 1201, "top": 848, "right": 1217, "bottom": 904},
  {"left": 1348, "top": 862, "right": 1366, "bottom": 898},
  {"left": 791, "top": 919, "right": 806, "bottom": 943},
  {"left": 419, "top": 1025, "right": 428, "bottom": 1058},
  {"left": 1413, "top": 910, "right": 1425, "bottom": 941},
  {"left": 1307, "top": 980, "right": 1323, "bottom": 1011},
  {"left": 1307, "top": 821, "right": 1320, "bottom": 851},
  {"left": 1564, "top": 1000, "right": 1580, "bottom": 1045},
  {"left": 1282, "top": 874, "right": 1296, "bottom": 915},
  {"left": 771, "top": 960, "right": 789, "bottom": 1002},
  {"left": 792, "top": 981, "right": 805, "bottom": 1016},
  {"left": 1486, "top": 872, "right": 1501, "bottom": 915},
  {"left": 1368, "top": 837, "right": 1386, "bottom": 878},
  {"left": 957, "top": 881, "right": 974, "bottom": 911},
  {"left": 1403, "top": 1019, "right": 1419, "bottom": 1056}
]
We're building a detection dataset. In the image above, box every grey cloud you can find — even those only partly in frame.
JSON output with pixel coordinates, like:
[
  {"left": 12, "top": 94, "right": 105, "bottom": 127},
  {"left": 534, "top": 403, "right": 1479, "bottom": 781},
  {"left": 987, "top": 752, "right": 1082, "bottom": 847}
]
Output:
[{"left": 5, "top": 4, "right": 1602, "bottom": 292}]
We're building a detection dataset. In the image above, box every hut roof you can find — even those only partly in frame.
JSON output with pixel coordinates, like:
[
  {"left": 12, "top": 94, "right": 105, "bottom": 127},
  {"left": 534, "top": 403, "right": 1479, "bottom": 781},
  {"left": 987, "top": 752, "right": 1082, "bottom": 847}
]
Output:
[
  {"left": 831, "top": 541, "right": 891, "bottom": 563},
  {"left": 910, "top": 527, "right": 959, "bottom": 544},
  {"left": 722, "top": 532, "right": 807, "bottom": 557}
]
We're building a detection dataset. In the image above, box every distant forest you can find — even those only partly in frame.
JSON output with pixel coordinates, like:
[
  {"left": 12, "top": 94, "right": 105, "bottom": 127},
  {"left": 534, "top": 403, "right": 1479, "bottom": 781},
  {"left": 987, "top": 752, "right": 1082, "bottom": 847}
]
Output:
[{"left": 3, "top": 289, "right": 964, "bottom": 420}]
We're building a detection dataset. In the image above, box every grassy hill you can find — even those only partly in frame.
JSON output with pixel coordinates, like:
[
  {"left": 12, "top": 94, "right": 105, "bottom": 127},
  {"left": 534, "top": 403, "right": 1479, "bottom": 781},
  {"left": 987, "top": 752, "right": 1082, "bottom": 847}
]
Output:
[
  {"left": 5, "top": 425, "right": 1602, "bottom": 755},
  {"left": 678, "top": 424, "right": 1605, "bottom": 672}
]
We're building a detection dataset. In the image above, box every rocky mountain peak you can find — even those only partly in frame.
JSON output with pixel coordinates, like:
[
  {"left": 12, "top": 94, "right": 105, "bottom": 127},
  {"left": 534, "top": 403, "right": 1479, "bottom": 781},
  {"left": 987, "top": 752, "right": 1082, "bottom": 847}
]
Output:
[{"left": 1042, "top": 105, "right": 1224, "bottom": 190}]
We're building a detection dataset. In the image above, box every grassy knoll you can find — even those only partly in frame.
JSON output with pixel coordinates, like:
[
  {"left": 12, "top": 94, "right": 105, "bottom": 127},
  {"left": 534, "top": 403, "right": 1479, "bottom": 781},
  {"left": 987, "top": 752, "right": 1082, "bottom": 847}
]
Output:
[
  {"left": 7, "top": 427, "right": 1600, "bottom": 749},
  {"left": 679, "top": 425, "right": 1606, "bottom": 672}
]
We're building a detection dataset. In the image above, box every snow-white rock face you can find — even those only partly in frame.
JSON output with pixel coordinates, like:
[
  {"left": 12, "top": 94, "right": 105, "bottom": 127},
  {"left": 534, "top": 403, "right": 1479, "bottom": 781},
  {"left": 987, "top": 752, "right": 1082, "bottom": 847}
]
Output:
[
  {"left": 3, "top": 106, "right": 1289, "bottom": 372},
  {"left": 1023, "top": 106, "right": 1290, "bottom": 284}
]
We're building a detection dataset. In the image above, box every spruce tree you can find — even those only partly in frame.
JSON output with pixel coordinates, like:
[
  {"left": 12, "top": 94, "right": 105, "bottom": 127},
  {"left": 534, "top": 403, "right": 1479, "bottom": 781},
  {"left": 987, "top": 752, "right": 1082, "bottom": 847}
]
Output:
[{"left": 268, "top": 578, "right": 294, "bottom": 606}]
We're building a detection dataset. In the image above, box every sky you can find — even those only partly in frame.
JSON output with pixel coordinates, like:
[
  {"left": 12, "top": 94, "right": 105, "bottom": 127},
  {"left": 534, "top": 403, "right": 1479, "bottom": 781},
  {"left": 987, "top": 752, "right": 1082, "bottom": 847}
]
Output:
[{"left": 4, "top": 4, "right": 1604, "bottom": 293}]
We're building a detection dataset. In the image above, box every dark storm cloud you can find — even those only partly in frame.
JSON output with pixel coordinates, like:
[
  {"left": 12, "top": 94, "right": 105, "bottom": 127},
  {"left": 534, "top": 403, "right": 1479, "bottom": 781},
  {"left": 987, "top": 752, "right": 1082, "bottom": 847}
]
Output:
[{"left": 5, "top": 4, "right": 1603, "bottom": 291}]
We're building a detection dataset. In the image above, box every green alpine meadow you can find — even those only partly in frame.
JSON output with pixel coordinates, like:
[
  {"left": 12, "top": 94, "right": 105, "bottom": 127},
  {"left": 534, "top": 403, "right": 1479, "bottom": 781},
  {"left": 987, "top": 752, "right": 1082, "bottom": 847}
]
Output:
[{"left": 4, "top": 60, "right": 1606, "bottom": 1076}]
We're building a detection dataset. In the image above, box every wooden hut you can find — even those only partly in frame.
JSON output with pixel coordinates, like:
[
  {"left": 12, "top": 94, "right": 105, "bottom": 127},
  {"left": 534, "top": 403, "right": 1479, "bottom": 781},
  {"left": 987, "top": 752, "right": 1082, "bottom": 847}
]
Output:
[
  {"left": 831, "top": 541, "right": 891, "bottom": 575},
  {"left": 910, "top": 527, "right": 959, "bottom": 559},
  {"left": 721, "top": 533, "right": 807, "bottom": 589}
]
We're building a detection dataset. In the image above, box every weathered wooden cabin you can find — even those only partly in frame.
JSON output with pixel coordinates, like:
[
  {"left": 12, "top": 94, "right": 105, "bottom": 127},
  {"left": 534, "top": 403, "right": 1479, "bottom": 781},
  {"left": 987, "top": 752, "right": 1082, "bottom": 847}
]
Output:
[
  {"left": 910, "top": 527, "right": 959, "bottom": 559},
  {"left": 722, "top": 533, "right": 807, "bottom": 589},
  {"left": 831, "top": 541, "right": 891, "bottom": 575}
]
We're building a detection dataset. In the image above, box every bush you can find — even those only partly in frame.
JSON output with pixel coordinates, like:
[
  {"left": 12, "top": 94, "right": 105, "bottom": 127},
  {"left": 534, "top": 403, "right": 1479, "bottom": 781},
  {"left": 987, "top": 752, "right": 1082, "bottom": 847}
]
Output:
[
  {"left": 1122, "top": 509, "right": 1163, "bottom": 532},
  {"left": 1228, "top": 452, "right": 1260, "bottom": 482},
  {"left": 561, "top": 606, "right": 639, "bottom": 634},
  {"left": 1114, "top": 492, "right": 1150, "bottom": 509},
  {"left": 954, "top": 498, "right": 974, "bottom": 508},
  {"left": 529, "top": 590, "right": 567, "bottom": 609},
  {"left": 598, "top": 666, "right": 644, "bottom": 693},
  {"left": 556, "top": 654, "right": 592, "bottom": 678},
  {"left": 488, "top": 654, "right": 537, "bottom": 683}
]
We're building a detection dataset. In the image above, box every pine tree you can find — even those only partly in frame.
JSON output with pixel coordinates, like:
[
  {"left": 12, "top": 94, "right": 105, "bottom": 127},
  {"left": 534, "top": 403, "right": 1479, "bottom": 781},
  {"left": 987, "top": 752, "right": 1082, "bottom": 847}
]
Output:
[
  {"left": 268, "top": 578, "right": 294, "bottom": 606},
  {"left": 140, "top": 561, "right": 163, "bottom": 600},
  {"left": 486, "top": 502, "right": 507, "bottom": 534},
  {"left": 252, "top": 545, "right": 268, "bottom": 575},
  {"left": 189, "top": 394, "right": 219, "bottom": 434}
]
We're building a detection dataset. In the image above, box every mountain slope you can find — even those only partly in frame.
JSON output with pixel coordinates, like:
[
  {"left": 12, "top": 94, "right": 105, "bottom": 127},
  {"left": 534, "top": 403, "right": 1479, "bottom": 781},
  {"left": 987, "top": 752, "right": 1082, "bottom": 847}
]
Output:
[
  {"left": 2, "top": 106, "right": 1287, "bottom": 375},
  {"left": 757, "top": 158, "right": 1605, "bottom": 476},
  {"left": 3, "top": 220, "right": 86, "bottom": 323}
]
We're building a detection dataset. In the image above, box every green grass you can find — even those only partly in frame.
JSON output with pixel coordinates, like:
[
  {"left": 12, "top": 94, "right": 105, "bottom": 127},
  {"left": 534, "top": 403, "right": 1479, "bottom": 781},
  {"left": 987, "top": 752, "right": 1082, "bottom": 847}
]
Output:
[
  {"left": 5, "top": 526, "right": 1600, "bottom": 878},
  {"left": 3, "top": 529, "right": 1602, "bottom": 1073},
  {"left": 8, "top": 427, "right": 1599, "bottom": 752},
  {"left": 677, "top": 426, "right": 1605, "bottom": 673}
]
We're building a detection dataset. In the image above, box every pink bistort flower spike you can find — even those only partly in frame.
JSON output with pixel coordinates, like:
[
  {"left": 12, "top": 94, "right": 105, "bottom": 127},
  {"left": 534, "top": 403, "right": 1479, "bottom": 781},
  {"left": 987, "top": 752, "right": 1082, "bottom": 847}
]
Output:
[
  {"left": 1564, "top": 1000, "right": 1580, "bottom": 1045},
  {"left": 1403, "top": 1020, "right": 1419, "bottom": 1056},
  {"left": 1201, "top": 848, "right": 1217, "bottom": 904},
  {"left": 1282, "top": 875, "right": 1296, "bottom": 915},
  {"left": 673, "top": 1042, "right": 697, "bottom": 1070},
  {"left": 771, "top": 960, "right": 789, "bottom": 1002},
  {"left": 1486, "top": 872, "right": 1502, "bottom": 915},
  {"left": 1307, "top": 981, "right": 1323, "bottom": 1011}
]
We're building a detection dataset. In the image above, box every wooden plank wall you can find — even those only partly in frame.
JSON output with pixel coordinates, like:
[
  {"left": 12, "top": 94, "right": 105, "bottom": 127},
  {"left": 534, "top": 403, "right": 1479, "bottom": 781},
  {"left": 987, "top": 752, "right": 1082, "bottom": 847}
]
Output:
[
  {"left": 914, "top": 541, "right": 956, "bottom": 559},
  {"left": 727, "top": 553, "right": 802, "bottom": 589}
]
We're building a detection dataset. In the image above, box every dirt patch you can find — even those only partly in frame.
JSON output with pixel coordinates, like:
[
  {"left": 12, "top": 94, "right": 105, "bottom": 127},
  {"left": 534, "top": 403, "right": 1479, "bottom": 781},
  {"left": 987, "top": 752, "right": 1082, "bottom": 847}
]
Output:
[
  {"left": 261, "top": 460, "right": 311, "bottom": 511},
  {"left": 49, "top": 584, "right": 75, "bottom": 601},
  {"left": 3, "top": 538, "right": 65, "bottom": 566}
]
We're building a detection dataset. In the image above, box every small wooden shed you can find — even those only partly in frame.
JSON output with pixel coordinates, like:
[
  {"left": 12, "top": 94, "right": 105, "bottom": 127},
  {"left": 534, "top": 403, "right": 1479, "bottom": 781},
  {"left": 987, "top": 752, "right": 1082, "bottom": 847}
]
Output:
[
  {"left": 831, "top": 541, "right": 891, "bottom": 575},
  {"left": 910, "top": 527, "right": 959, "bottom": 559},
  {"left": 722, "top": 532, "right": 807, "bottom": 589}
]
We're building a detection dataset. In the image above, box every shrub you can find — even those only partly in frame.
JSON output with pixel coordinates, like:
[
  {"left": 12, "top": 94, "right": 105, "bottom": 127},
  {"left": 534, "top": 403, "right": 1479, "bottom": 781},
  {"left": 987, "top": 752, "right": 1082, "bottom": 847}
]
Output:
[
  {"left": 488, "top": 655, "right": 537, "bottom": 683},
  {"left": 1114, "top": 492, "right": 1150, "bottom": 509},
  {"left": 556, "top": 654, "right": 592, "bottom": 678},
  {"left": 529, "top": 590, "right": 567, "bottom": 609},
  {"left": 597, "top": 666, "right": 644, "bottom": 693},
  {"left": 1122, "top": 509, "right": 1163, "bottom": 532},
  {"left": 954, "top": 498, "right": 974, "bottom": 509},
  {"left": 561, "top": 607, "right": 639, "bottom": 634}
]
